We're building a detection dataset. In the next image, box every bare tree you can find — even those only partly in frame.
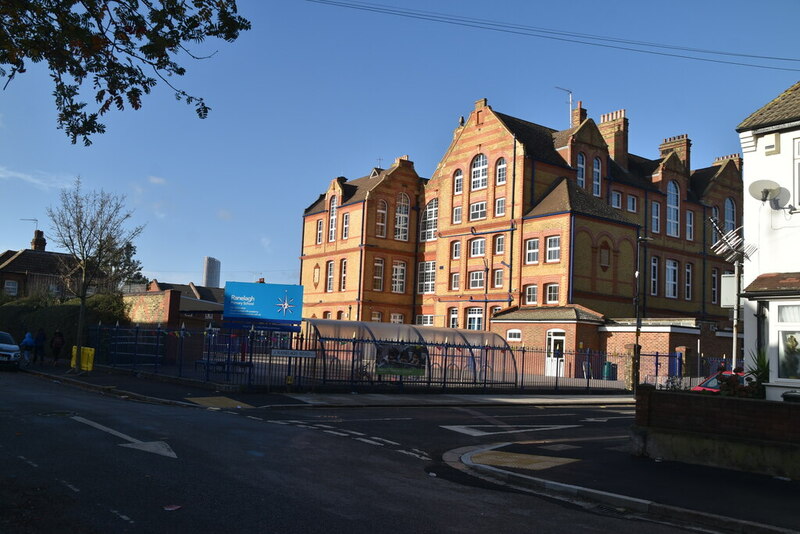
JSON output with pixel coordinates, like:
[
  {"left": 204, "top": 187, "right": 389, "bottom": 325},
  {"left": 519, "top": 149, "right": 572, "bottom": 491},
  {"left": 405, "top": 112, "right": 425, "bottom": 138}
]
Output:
[{"left": 47, "top": 178, "right": 144, "bottom": 371}]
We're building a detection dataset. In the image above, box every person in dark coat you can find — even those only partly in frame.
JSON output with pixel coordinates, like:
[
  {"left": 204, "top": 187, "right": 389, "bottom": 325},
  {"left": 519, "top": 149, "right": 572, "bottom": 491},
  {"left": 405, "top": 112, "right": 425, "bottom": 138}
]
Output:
[
  {"left": 33, "top": 328, "right": 46, "bottom": 364},
  {"left": 50, "top": 330, "right": 65, "bottom": 365}
]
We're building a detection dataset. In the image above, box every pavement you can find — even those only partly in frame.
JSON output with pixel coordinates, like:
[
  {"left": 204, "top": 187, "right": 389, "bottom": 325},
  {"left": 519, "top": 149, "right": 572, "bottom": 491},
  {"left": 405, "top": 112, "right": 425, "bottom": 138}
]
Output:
[{"left": 19, "top": 363, "right": 800, "bottom": 534}]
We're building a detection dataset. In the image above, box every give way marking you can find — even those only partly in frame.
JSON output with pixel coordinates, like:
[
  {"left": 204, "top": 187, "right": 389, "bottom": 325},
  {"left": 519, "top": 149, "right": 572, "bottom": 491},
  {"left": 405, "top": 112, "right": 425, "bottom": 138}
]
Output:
[
  {"left": 71, "top": 416, "right": 177, "bottom": 458},
  {"left": 441, "top": 424, "right": 580, "bottom": 437}
]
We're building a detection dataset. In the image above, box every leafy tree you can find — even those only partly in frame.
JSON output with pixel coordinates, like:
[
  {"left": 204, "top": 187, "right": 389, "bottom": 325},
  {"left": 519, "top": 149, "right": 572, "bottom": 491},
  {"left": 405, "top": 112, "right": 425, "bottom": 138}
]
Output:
[
  {"left": 100, "top": 239, "right": 147, "bottom": 290},
  {"left": 0, "top": 1, "right": 250, "bottom": 145},
  {"left": 47, "top": 178, "right": 144, "bottom": 370}
]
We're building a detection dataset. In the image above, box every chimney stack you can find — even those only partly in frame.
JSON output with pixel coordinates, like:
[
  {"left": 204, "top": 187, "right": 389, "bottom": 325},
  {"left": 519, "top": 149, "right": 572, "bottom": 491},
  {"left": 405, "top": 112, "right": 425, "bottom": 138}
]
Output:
[
  {"left": 659, "top": 134, "right": 692, "bottom": 171},
  {"left": 712, "top": 153, "right": 742, "bottom": 170},
  {"left": 598, "top": 109, "right": 629, "bottom": 170},
  {"left": 571, "top": 101, "right": 587, "bottom": 128},
  {"left": 30, "top": 230, "right": 46, "bottom": 251}
]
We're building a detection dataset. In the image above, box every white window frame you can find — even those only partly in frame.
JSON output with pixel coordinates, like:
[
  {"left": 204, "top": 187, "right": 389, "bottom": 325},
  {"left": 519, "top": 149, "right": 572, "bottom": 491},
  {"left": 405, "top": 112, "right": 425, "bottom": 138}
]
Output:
[
  {"left": 666, "top": 181, "right": 680, "bottom": 237},
  {"left": 420, "top": 198, "right": 439, "bottom": 242},
  {"left": 315, "top": 219, "right": 323, "bottom": 244},
  {"left": 390, "top": 313, "right": 404, "bottom": 324},
  {"left": 469, "top": 201, "right": 487, "bottom": 221},
  {"left": 627, "top": 195, "right": 637, "bottom": 213},
  {"left": 525, "top": 238, "right": 539, "bottom": 264},
  {"left": 451, "top": 241, "right": 461, "bottom": 260},
  {"left": 545, "top": 284, "right": 559, "bottom": 304},
  {"left": 507, "top": 329, "right": 522, "bottom": 342},
  {"left": 416, "top": 315, "right": 434, "bottom": 326},
  {"left": 576, "top": 153, "right": 585, "bottom": 188},
  {"left": 471, "top": 154, "right": 488, "bottom": 190},
  {"left": 469, "top": 270, "right": 485, "bottom": 289},
  {"left": 450, "top": 272, "right": 460, "bottom": 291},
  {"left": 391, "top": 261, "right": 406, "bottom": 293},
  {"left": 341, "top": 212, "right": 350, "bottom": 240},
  {"left": 453, "top": 169, "right": 463, "bottom": 195},
  {"left": 494, "top": 234, "right": 505, "bottom": 255},
  {"left": 452, "top": 206, "right": 462, "bottom": 224},
  {"left": 470, "top": 238, "right": 485, "bottom": 257},
  {"left": 418, "top": 261, "right": 436, "bottom": 294},
  {"left": 4, "top": 280, "right": 18, "bottom": 296},
  {"left": 340, "top": 259, "right": 347, "bottom": 291},
  {"left": 684, "top": 263, "right": 693, "bottom": 301},
  {"left": 652, "top": 201, "right": 661, "bottom": 234},
  {"left": 448, "top": 308, "right": 458, "bottom": 328},
  {"left": 525, "top": 284, "right": 538, "bottom": 305},
  {"left": 466, "top": 307, "right": 483, "bottom": 330},
  {"left": 394, "top": 193, "right": 410, "bottom": 241},
  {"left": 712, "top": 206, "right": 720, "bottom": 244},
  {"left": 371, "top": 311, "right": 382, "bottom": 322},
  {"left": 546, "top": 236, "right": 560, "bottom": 262},
  {"left": 666, "top": 259, "right": 678, "bottom": 299},
  {"left": 592, "top": 157, "right": 602, "bottom": 197},
  {"left": 493, "top": 268, "right": 503, "bottom": 288},
  {"left": 611, "top": 190, "right": 622, "bottom": 209},
  {"left": 326, "top": 261, "right": 334, "bottom": 292},
  {"left": 328, "top": 196, "right": 338, "bottom": 242},
  {"left": 376, "top": 200, "right": 387, "bottom": 238},
  {"left": 724, "top": 198, "right": 736, "bottom": 233},
  {"left": 650, "top": 256, "right": 659, "bottom": 296},
  {"left": 686, "top": 210, "right": 694, "bottom": 241},
  {"left": 496, "top": 158, "right": 507, "bottom": 185},
  {"left": 373, "top": 258, "right": 384, "bottom": 292},
  {"left": 495, "top": 197, "right": 506, "bottom": 217}
]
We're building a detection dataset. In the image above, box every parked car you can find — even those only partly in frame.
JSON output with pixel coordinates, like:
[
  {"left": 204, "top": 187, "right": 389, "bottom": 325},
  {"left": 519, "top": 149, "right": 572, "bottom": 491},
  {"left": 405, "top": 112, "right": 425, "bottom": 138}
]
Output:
[
  {"left": 0, "top": 331, "right": 22, "bottom": 371},
  {"left": 691, "top": 370, "right": 745, "bottom": 392}
]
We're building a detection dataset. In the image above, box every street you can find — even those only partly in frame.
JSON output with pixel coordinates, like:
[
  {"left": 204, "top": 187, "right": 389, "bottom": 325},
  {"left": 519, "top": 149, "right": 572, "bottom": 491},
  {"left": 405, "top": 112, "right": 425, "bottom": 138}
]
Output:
[{"left": 0, "top": 373, "right": 695, "bottom": 533}]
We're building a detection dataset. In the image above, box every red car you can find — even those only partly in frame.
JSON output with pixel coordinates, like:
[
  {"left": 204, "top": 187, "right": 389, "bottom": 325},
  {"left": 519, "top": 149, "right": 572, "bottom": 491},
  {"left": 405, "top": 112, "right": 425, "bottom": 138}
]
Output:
[{"left": 691, "top": 370, "right": 745, "bottom": 392}]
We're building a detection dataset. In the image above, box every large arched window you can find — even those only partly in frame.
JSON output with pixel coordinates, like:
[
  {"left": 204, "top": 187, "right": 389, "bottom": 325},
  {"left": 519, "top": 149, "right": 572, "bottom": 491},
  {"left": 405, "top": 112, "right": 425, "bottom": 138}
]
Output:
[
  {"left": 576, "top": 153, "right": 586, "bottom": 188},
  {"left": 724, "top": 198, "right": 736, "bottom": 232},
  {"left": 375, "top": 199, "right": 387, "bottom": 238},
  {"left": 495, "top": 157, "right": 507, "bottom": 185},
  {"left": 453, "top": 169, "right": 463, "bottom": 195},
  {"left": 666, "top": 181, "right": 680, "bottom": 237},
  {"left": 471, "top": 154, "right": 488, "bottom": 190},
  {"left": 328, "top": 196, "right": 338, "bottom": 242},
  {"left": 592, "top": 157, "right": 602, "bottom": 196},
  {"left": 394, "top": 193, "right": 409, "bottom": 241},
  {"left": 419, "top": 198, "right": 439, "bottom": 241}
]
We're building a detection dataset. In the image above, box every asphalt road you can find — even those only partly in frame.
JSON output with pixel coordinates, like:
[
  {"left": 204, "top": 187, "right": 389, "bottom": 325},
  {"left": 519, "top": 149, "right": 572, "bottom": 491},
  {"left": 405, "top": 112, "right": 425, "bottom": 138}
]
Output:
[{"left": 1, "top": 373, "right": 690, "bottom": 533}]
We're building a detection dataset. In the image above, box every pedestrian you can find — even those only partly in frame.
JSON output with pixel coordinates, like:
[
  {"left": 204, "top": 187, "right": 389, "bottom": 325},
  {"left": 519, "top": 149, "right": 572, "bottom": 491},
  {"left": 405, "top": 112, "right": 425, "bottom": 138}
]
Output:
[
  {"left": 33, "top": 328, "right": 46, "bottom": 364},
  {"left": 19, "top": 332, "right": 34, "bottom": 366},
  {"left": 51, "top": 329, "right": 65, "bottom": 366}
]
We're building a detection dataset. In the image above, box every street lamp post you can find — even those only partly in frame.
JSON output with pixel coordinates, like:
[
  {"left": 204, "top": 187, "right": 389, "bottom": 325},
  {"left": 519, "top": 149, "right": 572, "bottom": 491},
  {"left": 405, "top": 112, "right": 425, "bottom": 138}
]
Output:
[{"left": 633, "top": 236, "right": 653, "bottom": 394}]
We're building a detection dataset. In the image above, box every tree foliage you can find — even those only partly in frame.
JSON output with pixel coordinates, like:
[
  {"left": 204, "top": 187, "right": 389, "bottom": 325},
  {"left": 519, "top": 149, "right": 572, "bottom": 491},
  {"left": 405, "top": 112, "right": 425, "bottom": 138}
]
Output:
[
  {"left": 46, "top": 178, "right": 144, "bottom": 356},
  {"left": 0, "top": 0, "right": 250, "bottom": 145}
]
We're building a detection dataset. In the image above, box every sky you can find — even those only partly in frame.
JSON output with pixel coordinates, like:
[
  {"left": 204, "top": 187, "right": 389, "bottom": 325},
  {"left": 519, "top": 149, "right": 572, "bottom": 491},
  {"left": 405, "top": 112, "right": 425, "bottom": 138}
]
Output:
[{"left": 1, "top": 0, "right": 798, "bottom": 287}]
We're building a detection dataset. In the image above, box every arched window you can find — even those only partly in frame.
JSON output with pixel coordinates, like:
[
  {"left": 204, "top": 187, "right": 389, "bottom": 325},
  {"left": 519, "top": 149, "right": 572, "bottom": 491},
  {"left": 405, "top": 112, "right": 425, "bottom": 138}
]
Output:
[
  {"left": 419, "top": 198, "right": 439, "bottom": 241},
  {"left": 592, "top": 157, "right": 602, "bottom": 197},
  {"left": 496, "top": 157, "right": 507, "bottom": 185},
  {"left": 724, "top": 198, "right": 736, "bottom": 232},
  {"left": 666, "top": 181, "right": 680, "bottom": 237},
  {"left": 328, "top": 196, "right": 338, "bottom": 242},
  {"left": 576, "top": 153, "right": 586, "bottom": 188},
  {"left": 375, "top": 199, "right": 387, "bottom": 238},
  {"left": 394, "top": 193, "right": 409, "bottom": 241},
  {"left": 453, "top": 169, "right": 463, "bottom": 195},
  {"left": 471, "top": 154, "right": 488, "bottom": 190}
]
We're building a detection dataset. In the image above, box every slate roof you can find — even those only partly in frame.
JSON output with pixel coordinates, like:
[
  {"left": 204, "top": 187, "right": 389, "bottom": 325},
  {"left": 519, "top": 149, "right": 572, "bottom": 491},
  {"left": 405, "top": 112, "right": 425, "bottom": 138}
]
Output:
[
  {"left": 304, "top": 169, "right": 387, "bottom": 215},
  {"left": 526, "top": 177, "right": 637, "bottom": 227},
  {"left": 494, "top": 112, "right": 568, "bottom": 168},
  {"left": 493, "top": 305, "right": 605, "bottom": 323},
  {"left": 689, "top": 165, "right": 721, "bottom": 201},
  {"left": 742, "top": 272, "right": 800, "bottom": 298},
  {"left": 150, "top": 280, "right": 225, "bottom": 304},
  {"left": 0, "top": 249, "right": 75, "bottom": 274},
  {"left": 608, "top": 157, "right": 659, "bottom": 192},
  {"left": 737, "top": 81, "right": 800, "bottom": 132}
]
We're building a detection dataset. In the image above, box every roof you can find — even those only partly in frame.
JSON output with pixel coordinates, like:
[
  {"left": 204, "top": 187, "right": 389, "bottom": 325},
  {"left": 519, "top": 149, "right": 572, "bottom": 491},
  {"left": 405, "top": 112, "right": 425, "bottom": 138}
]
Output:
[
  {"left": 689, "top": 165, "right": 722, "bottom": 201},
  {"left": 527, "top": 177, "right": 637, "bottom": 227},
  {"left": 737, "top": 81, "right": 800, "bottom": 132},
  {"left": 149, "top": 280, "right": 225, "bottom": 304},
  {"left": 493, "top": 305, "right": 605, "bottom": 323},
  {"left": 742, "top": 272, "right": 800, "bottom": 298},
  {"left": 494, "top": 112, "right": 568, "bottom": 168},
  {"left": 303, "top": 169, "right": 388, "bottom": 215},
  {"left": 0, "top": 249, "right": 75, "bottom": 274},
  {"left": 608, "top": 156, "right": 659, "bottom": 192}
]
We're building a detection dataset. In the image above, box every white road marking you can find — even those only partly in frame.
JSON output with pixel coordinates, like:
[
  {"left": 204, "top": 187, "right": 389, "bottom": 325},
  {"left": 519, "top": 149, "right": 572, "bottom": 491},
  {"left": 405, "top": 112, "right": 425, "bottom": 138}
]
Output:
[
  {"left": 71, "top": 416, "right": 177, "bottom": 458},
  {"left": 369, "top": 437, "right": 400, "bottom": 445},
  {"left": 267, "top": 420, "right": 289, "bottom": 424},
  {"left": 396, "top": 450, "right": 432, "bottom": 461},
  {"left": 353, "top": 437, "right": 385, "bottom": 446},
  {"left": 580, "top": 416, "right": 634, "bottom": 423},
  {"left": 110, "top": 509, "right": 135, "bottom": 524},
  {"left": 59, "top": 480, "right": 80, "bottom": 492},
  {"left": 246, "top": 416, "right": 263, "bottom": 421},
  {"left": 323, "top": 430, "right": 350, "bottom": 437},
  {"left": 482, "top": 413, "right": 576, "bottom": 419},
  {"left": 342, "top": 430, "right": 366, "bottom": 436},
  {"left": 18, "top": 456, "right": 38, "bottom": 468},
  {"left": 315, "top": 424, "right": 335, "bottom": 429},
  {"left": 441, "top": 424, "right": 580, "bottom": 437}
]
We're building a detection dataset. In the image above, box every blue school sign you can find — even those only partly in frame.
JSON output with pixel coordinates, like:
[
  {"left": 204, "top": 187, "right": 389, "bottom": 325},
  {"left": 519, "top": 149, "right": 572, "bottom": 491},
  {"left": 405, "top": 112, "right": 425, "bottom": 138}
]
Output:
[{"left": 223, "top": 282, "right": 303, "bottom": 325}]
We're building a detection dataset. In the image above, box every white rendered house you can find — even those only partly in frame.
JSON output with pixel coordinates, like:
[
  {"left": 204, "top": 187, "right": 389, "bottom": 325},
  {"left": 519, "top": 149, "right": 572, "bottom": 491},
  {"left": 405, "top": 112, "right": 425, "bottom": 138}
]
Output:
[{"left": 737, "top": 81, "right": 800, "bottom": 401}]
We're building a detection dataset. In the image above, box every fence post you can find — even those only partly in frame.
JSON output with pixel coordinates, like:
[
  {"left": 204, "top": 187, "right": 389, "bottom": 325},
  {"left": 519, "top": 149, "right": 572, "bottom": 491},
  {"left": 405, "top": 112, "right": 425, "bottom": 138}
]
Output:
[
  {"left": 133, "top": 324, "right": 140, "bottom": 372},
  {"left": 178, "top": 323, "right": 185, "bottom": 378},
  {"left": 655, "top": 351, "right": 660, "bottom": 381},
  {"left": 155, "top": 324, "right": 162, "bottom": 374},
  {"left": 205, "top": 328, "right": 212, "bottom": 382},
  {"left": 247, "top": 327, "right": 255, "bottom": 389},
  {"left": 482, "top": 345, "right": 489, "bottom": 392},
  {"left": 519, "top": 346, "right": 526, "bottom": 390},
  {"left": 225, "top": 332, "right": 233, "bottom": 383},
  {"left": 442, "top": 342, "right": 449, "bottom": 391},
  {"left": 586, "top": 349, "right": 591, "bottom": 390},
  {"left": 111, "top": 321, "right": 118, "bottom": 368}
]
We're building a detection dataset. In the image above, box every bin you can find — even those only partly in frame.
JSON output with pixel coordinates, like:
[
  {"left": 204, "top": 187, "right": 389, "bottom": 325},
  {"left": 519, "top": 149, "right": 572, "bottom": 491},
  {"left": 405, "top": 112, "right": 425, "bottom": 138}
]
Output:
[
  {"left": 782, "top": 391, "right": 800, "bottom": 403},
  {"left": 602, "top": 361, "right": 618, "bottom": 380},
  {"left": 71, "top": 346, "right": 95, "bottom": 371}
]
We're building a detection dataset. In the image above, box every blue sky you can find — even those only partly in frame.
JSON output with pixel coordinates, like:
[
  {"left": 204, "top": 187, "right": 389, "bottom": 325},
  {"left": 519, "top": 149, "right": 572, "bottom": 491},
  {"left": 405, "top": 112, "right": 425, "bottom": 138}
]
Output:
[{"left": 1, "top": 0, "right": 798, "bottom": 286}]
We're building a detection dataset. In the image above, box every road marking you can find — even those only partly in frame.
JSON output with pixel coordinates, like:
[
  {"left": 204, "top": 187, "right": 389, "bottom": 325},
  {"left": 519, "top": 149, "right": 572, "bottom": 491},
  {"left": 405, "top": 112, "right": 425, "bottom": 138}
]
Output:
[
  {"left": 110, "top": 509, "right": 135, "bottom": 524},
  {"left": 71, "top": 416, "right": 177, "bottom": 458},
  {"left": 441, "top": 424, "right": 580, "bottom": 437},
  {"left": 18, "top": 456, "right": 38, "bottom": 468},
  {"left": 59, "top": 480, "right": 80, "bottom": 492},
  {"left": 267, "top": 420, "right": 289, "bottom": 424},
  {"left": 323, "top": 430, "right": 350, "bottom": 437},
  {"left": 396, "top": 449, "right": 432, "bottom": 461},
  {"left": 580, "top": 416, "right": 634, "bottom": 422},
  {"left": 482, "top": 413, "right": 576, "bottom": 419},
  {"left": 246, "top": 416, "right": 263, "bottom": 421},
  {"left": 342, "top": 430, "right": 366, "bottom": 436},
  {"left": 369, "top": 437, "right": 400, "bottom": 445},
  {"left": 353, "top": 437, "right": 385, "bottom": 446}
]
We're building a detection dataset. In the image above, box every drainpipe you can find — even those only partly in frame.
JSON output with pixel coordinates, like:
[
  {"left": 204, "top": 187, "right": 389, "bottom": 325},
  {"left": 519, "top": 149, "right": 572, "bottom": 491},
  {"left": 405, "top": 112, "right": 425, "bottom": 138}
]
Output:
[
  {"left": 411, "top": 190, "right": 422, "bottom": 322},
  {"left": 357, "top": 193, "right": 369, "bottom": 321},
  {"left": 508, "top": 136, "right": 517, "bottom": 304},
  {"left": 568, "top": 213, "right": 575, "bottom": 303}
]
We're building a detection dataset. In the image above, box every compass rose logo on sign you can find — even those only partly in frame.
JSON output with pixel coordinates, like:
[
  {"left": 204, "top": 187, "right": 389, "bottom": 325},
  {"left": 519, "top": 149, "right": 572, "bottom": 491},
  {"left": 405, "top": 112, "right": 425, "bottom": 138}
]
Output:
[{"left": 275, "top": 291, "right": 296, "bottom": 316}]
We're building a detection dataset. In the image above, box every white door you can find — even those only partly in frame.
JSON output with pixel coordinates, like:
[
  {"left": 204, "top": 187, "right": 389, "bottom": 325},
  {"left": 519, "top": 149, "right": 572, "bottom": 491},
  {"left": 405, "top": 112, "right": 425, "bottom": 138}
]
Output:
[{"left": 545, "top": 330, "right": 565, "bottom": 377}]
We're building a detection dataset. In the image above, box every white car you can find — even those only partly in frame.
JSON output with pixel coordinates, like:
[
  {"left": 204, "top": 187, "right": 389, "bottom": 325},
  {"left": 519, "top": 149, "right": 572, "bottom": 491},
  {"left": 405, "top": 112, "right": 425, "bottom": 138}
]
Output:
[{"left": 0, "top": 331, "right": 22, "bottom": 370}]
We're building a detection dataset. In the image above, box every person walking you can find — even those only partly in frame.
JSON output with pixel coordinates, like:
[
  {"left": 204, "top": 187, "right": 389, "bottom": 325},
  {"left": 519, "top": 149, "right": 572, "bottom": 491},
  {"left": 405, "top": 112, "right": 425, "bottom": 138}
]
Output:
[
  {"left": 33, "top": 328, "right": 46, "bottom": 364},
  {"left": 50, "top": 329, "right": 65, "bottom": 366},
  {"left": 19, "top": 332, "right": 34, "bottom": 367}
]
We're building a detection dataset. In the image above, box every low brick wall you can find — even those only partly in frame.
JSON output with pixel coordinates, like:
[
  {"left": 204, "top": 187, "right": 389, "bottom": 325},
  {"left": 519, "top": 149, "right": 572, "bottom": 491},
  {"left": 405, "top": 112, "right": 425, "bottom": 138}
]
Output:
[{"left": 631, "top": 384, "right": 800, "bottom": 478}]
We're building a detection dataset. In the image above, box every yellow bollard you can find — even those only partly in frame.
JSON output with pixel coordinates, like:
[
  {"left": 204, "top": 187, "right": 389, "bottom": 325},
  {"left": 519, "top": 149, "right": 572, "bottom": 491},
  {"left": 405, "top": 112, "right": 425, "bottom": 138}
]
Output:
[{"left": 70, "top": 346, "right": 96, "bottom": 371}]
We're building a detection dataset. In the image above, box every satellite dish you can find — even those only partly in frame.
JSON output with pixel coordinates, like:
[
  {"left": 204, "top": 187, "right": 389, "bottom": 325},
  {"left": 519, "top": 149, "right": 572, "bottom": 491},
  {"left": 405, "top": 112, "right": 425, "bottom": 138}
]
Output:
[{"left": 748, "top": 179, "right": 781, "bottom": 202}]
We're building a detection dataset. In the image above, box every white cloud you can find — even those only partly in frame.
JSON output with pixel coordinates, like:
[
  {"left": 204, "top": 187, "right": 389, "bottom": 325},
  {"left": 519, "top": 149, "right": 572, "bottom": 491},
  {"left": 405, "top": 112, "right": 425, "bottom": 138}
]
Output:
[
  {"left": 0, "top": 166, "right": 70, "bottom": 191},
  {"left": 148, "top": 176, "right": 167, "bottom": 185},
  {"left": 217, "top": 209, "right": 232, "bottom": 221},
  {"left": 260, "top": 237, "right": 272, "bottom": 251}
]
